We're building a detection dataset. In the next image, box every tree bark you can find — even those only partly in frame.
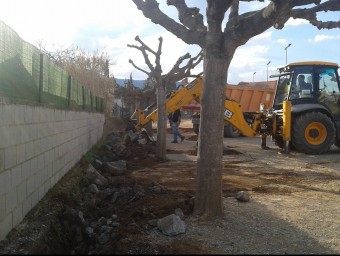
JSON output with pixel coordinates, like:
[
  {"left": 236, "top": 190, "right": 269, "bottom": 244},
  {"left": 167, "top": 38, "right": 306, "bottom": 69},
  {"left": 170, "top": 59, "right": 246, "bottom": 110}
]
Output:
[
  {"left": 155, "top": 81, "right": 167, "bottom": 159},
  {"left": 194, "top": 47, "right": 229, "bottom": 219}
]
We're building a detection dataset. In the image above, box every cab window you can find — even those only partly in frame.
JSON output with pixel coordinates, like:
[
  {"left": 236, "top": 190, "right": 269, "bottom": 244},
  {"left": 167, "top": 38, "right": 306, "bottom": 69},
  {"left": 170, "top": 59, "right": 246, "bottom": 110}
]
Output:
[{"left": 318, "top": 68, "right": 339, "bottom": 94}]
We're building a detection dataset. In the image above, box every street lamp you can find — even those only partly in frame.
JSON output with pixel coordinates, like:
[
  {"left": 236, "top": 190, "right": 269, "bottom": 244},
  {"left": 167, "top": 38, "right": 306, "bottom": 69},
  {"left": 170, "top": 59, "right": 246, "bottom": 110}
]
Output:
[
  {"left": 253, "top": 71, "right": 256, "bottom": 83},
  {"left": 285, "top": 43, "right": 292, "bottom": 64},
  {"left": 267, "top": 61, "right": 271, "bottom": 85}
]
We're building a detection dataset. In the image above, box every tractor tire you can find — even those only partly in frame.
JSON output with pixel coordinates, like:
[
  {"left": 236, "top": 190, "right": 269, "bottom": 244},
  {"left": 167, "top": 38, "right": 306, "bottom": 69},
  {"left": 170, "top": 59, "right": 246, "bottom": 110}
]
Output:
[
  {"left": 291, "top": 112, "right": 335, "bottom": 154},
  {"left": 193, "top": 124, "right": 199, "bottom": 135},
  {"left": 224, "top": 124, "right": 241, "bottom": 138},
  {"left": 274, "top": 136, "right": 295, "bottom": 150}
]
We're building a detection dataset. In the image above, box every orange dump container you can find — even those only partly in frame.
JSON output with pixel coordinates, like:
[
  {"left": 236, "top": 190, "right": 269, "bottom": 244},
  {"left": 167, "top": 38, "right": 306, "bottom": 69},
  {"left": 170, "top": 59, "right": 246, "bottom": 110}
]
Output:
[
  {"left": 226, "top": 83, "right": 276, "bottom": 112},
  {"left": 183, "top": 81, "right": 276, "bottom": 113}
]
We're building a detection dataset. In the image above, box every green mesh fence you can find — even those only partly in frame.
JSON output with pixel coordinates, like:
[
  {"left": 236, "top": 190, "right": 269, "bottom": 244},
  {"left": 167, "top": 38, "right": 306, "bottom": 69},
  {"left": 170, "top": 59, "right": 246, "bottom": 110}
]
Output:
[{"left": 0, "top": 20, "right": 103, "bottom": 112}]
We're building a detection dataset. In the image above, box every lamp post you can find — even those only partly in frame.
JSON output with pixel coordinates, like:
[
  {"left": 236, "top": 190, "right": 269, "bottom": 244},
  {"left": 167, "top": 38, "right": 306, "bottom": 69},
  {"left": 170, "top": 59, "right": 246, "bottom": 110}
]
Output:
[
  {"left": 267, "top": 61, "right": 271, "bottom": 86},
  {"left": 285, "top": 43, "right": 291, "bottom": 64},
  {"left": 253, "top": 71, "right": 256, "bottom": 83}
]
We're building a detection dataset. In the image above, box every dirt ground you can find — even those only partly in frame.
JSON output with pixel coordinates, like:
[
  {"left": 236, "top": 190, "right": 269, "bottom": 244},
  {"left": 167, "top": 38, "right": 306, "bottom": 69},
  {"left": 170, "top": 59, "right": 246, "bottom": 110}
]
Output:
[{"left": 1, "top": 118, "right": 340, "bottom": 254}]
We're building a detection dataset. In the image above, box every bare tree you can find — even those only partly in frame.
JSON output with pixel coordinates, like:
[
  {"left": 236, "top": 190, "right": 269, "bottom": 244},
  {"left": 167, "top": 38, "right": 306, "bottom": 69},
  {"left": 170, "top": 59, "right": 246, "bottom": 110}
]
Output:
[
  {"left": 113, "top": 73, "right": 156, "bottom": 116},
  {"left": 127, "top": 35, "right": 202, "bottom": 159},
  {"left": 132, "top": 0, "right": 340, "bottom": 219},
  {"left": 39, "top": 44, "right": 116, "bottom": 117}
]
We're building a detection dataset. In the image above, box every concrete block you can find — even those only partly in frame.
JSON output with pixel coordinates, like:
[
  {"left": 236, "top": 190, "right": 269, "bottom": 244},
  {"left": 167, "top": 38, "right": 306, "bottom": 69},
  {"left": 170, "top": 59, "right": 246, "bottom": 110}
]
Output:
[
  {"left": 10, "top": 165, "right": 22, "bottom": 188},
  {"left": 13, "top": 105, "right": 26, "bottom": 125},
  {"left": 0, "top": 194, "right": 6, "bottom": 220},
  {"left": 0, "top": 170, "right": 11, "bottom": 195},
  {"left": 1, "top": 105, "right": 14, "bottom": 126},
  {"left": 37, "top": 154, "right": 44, "bottom": 171},
  {"left": 12, "top": 204, "right": 23, "bottom": 228},
  {"left": 16, "top": 144, "right": 26, "bottom": 165},
  {"left": 11, "top": 126, "right": 23, "bottom": 146},
  {"left": 21, "top": 161, "right": 31, "bottom": 180},
  {"left": 29, "top": 157, "right": 38, "bottom": 177},
  {"left": 0, "top": 126, "right": 10, "bottom": 149},
  {"left": 34, "top": 172, "right": 42, "bottom": 189},
  {"left": 0, "top": 149, "right": 4, "bottom": 173},
  {"left": 34, "top": 139, "right": 41, "bottom": 157},
  {"left": 26, "top": 175, "right": 35, "bottom": 196},
  {"left": 22, "top": 195, "right": 32, "bottom": 217},
  {"left": 24, "top": 106, "right": 34, "bottom": 124},
  {"left": 0, "top": 213, "right": 13, "bottom": 241},
  {"left": 16, "top": 181, "right": 27, "bottom": 205},
  {"left": 38, "top": 185, "right": 45, "bottom": 202},
  {"left": 25, "top": 141, "right": 35, "bottom": 160},
  {"left": 30, "top": 190, "right": 39, "bottom": 209},
  {"left": 27, "top": 124, "right": 38, "bottom": 141},
  {"left": 5, "top": 187, "right": 17, "bottom": 214},
  {"left": 4, "top": 146, "right": 16, "bottom": 170}
]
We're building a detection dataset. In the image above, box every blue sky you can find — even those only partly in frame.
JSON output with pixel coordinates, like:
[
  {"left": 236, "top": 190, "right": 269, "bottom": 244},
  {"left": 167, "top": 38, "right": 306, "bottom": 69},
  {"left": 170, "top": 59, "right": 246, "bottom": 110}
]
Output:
[{"left": 0, "top": 0, "right": 339, "bottom": 84}]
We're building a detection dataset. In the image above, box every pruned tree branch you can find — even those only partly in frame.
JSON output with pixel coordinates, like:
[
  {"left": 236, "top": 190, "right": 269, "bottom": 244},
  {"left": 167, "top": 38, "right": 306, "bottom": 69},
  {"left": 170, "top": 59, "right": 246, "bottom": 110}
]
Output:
[
  {"left": 167, "top": 0, "right": 205, "bottom": 32},
  {"left": 132, "top": 0, "right": 340, "bottom": 51},
  {"left": 132, "top": 0, "right": 207, "bottom": 46},
  {"left": 165, "top": 50, "right": 203, "bottom": 83}
]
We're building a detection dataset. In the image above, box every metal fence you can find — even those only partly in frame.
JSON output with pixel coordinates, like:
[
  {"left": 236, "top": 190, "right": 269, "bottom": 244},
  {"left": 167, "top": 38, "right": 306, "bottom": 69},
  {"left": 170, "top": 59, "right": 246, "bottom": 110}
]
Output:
[{"left": 0, "top": 20, "right": 103, "bottom": 112}]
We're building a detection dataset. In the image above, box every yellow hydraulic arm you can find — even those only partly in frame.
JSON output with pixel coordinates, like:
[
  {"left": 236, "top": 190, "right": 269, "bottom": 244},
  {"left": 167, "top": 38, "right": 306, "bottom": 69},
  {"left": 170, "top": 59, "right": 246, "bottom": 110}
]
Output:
[
  {"left": 131, "top": 76, "right": 203, "bottom": 131},
  {"left": 131, "top": 76, "right": 261, "bottom": 137},
  {"left": 223, "top": 100, "right": 259, "bottom": 137}
]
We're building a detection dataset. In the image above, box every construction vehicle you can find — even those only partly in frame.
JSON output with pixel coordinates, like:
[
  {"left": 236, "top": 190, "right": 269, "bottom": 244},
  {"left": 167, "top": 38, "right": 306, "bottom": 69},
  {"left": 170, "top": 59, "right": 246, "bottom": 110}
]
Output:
[
  {"left": 130, "top": 61, "right": 340, "bottom": 154},
  {"left": 191, "top": 82, "right": 276, "bottom": 137}
]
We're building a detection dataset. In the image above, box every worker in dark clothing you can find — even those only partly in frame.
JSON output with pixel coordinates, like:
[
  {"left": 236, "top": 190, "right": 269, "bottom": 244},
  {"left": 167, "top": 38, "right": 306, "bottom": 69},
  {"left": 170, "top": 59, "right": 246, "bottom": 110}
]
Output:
[
  {"left": 169, "top": 109, "right": 185, "bottom": 143},
  {"left": 261, "top": 134, "right": 270, "bottom": 150}
]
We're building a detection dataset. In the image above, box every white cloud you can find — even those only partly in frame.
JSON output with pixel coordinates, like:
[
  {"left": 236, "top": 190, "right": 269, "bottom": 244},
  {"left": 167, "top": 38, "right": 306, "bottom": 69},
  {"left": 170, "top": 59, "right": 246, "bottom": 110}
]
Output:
[
  {"left": 285, "top": 18, "right": 309, "bottom": 27},
  {"left": 277, "top": 38, "right": 289, "bottom": 45},
  {"left": 309, "top": 34, "right": 340, "bottom": 43}
]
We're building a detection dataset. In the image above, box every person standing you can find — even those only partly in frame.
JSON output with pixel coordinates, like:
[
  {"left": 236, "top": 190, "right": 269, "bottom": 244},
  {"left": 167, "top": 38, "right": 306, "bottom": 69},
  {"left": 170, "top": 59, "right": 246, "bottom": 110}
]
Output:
[{"left": 170, "top": 109, "right": 185, "bottom": 143}]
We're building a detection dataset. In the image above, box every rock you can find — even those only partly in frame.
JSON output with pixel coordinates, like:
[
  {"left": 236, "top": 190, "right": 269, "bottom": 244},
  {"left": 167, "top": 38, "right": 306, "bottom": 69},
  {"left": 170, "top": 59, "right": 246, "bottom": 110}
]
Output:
[
  {"left": 174, "top": 208, "right": 185, "bottom": 220},
  {"left": 157, "top": 214, "right": 186, "bottom": 236},
  {"left": 236, "top": 191, "right": 250, "bottom": 202},
  {"left": 88, "top": 184, "right": 99, "bottom": 194},
  {"left": 85, "top": 164, "right": 109, "bottom": 187},
  {"left": 103, "top": 160, "right": 127, "bottom": 176}
]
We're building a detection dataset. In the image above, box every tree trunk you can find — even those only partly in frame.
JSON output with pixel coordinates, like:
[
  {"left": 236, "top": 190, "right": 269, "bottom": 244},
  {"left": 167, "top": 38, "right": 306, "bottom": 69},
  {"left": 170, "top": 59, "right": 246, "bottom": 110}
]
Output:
[
  {"left": 155, "top": 82, "right": 167, "bottom": 159},
  {"left": 194, "top": 49, "right": 229, "bottom": 219}
]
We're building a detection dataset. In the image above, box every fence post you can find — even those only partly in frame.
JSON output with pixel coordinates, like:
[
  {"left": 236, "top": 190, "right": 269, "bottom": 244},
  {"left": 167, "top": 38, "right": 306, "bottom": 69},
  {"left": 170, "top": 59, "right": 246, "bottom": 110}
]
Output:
[
  {"left": 90, "top": 91, "right": 93, "bottom": 112},
  {"left": 67, "top": 75, "right": 71, "bottom": 108},
  {"left": 38, "top": 53, "right": 43, "bottom": 103},
  {"left": 82, "top": 86, "right": 85, "bottom": 110}
]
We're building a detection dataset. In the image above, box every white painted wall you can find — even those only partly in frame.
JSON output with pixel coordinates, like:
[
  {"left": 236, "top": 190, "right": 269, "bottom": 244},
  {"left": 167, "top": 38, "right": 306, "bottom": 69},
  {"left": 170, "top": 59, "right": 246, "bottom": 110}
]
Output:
[{"left": 0, "top": 104, "right": 105, "bottom": 240}]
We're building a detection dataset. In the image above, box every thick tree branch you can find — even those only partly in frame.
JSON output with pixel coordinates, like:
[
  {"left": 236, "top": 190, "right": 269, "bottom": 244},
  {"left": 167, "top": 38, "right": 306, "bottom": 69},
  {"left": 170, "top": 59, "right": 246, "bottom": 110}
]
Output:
[
  {"left": 224, "top": 0, "right": 340, "bottom": 50},
  {"left": 167, "top": 0, "right": 205, "bottom": 32},
  {"left": 127, "top": 36, "right": 158, "bottom": 75},
  {"left": 128, "top": 59, "right": 150, "bottom": 76},
  {"left": 291, "top": 0, "right": 340, "bottom": 29},
  {"left": 132, "top": 0, "right": 206, "bottom": 46}
]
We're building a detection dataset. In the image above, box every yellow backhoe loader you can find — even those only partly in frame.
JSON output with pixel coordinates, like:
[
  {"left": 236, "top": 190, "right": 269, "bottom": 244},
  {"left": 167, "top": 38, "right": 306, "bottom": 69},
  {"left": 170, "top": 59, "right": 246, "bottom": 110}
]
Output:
[{"left": 130, "top": 61, "right": 340, "bottom": 154}]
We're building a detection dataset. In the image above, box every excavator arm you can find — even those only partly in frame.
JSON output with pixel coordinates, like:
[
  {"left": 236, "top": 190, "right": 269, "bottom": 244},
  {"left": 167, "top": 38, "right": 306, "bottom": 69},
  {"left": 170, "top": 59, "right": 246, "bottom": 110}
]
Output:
[
  {"left": 131, "top": 77, "right": 203, "bottom": 131},
  {"left": 131, "top": 76, "right": 262, "bottom": 137},
  {"left": 223, "top": 100, "right": 260, "bottom": 137}
]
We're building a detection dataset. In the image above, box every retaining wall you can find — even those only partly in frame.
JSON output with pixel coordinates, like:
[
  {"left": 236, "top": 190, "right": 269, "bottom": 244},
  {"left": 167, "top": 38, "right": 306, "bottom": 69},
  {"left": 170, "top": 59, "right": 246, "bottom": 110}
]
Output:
[{"left": 0, "top": 104, "right": 105, "bottom": 240}]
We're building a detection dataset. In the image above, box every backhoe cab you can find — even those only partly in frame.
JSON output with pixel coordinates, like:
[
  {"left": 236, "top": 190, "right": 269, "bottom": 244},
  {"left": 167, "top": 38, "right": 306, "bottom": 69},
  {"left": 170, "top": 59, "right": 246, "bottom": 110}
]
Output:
[{"left": 270, "top": 61, "right": 340, "bottom": 154}]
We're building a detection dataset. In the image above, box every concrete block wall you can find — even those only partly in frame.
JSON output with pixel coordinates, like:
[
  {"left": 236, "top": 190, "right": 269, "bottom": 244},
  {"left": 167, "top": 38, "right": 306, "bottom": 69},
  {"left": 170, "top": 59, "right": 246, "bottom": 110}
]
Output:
[{"left": 0, "top": 104, "right": 105, "bottom": 240}]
